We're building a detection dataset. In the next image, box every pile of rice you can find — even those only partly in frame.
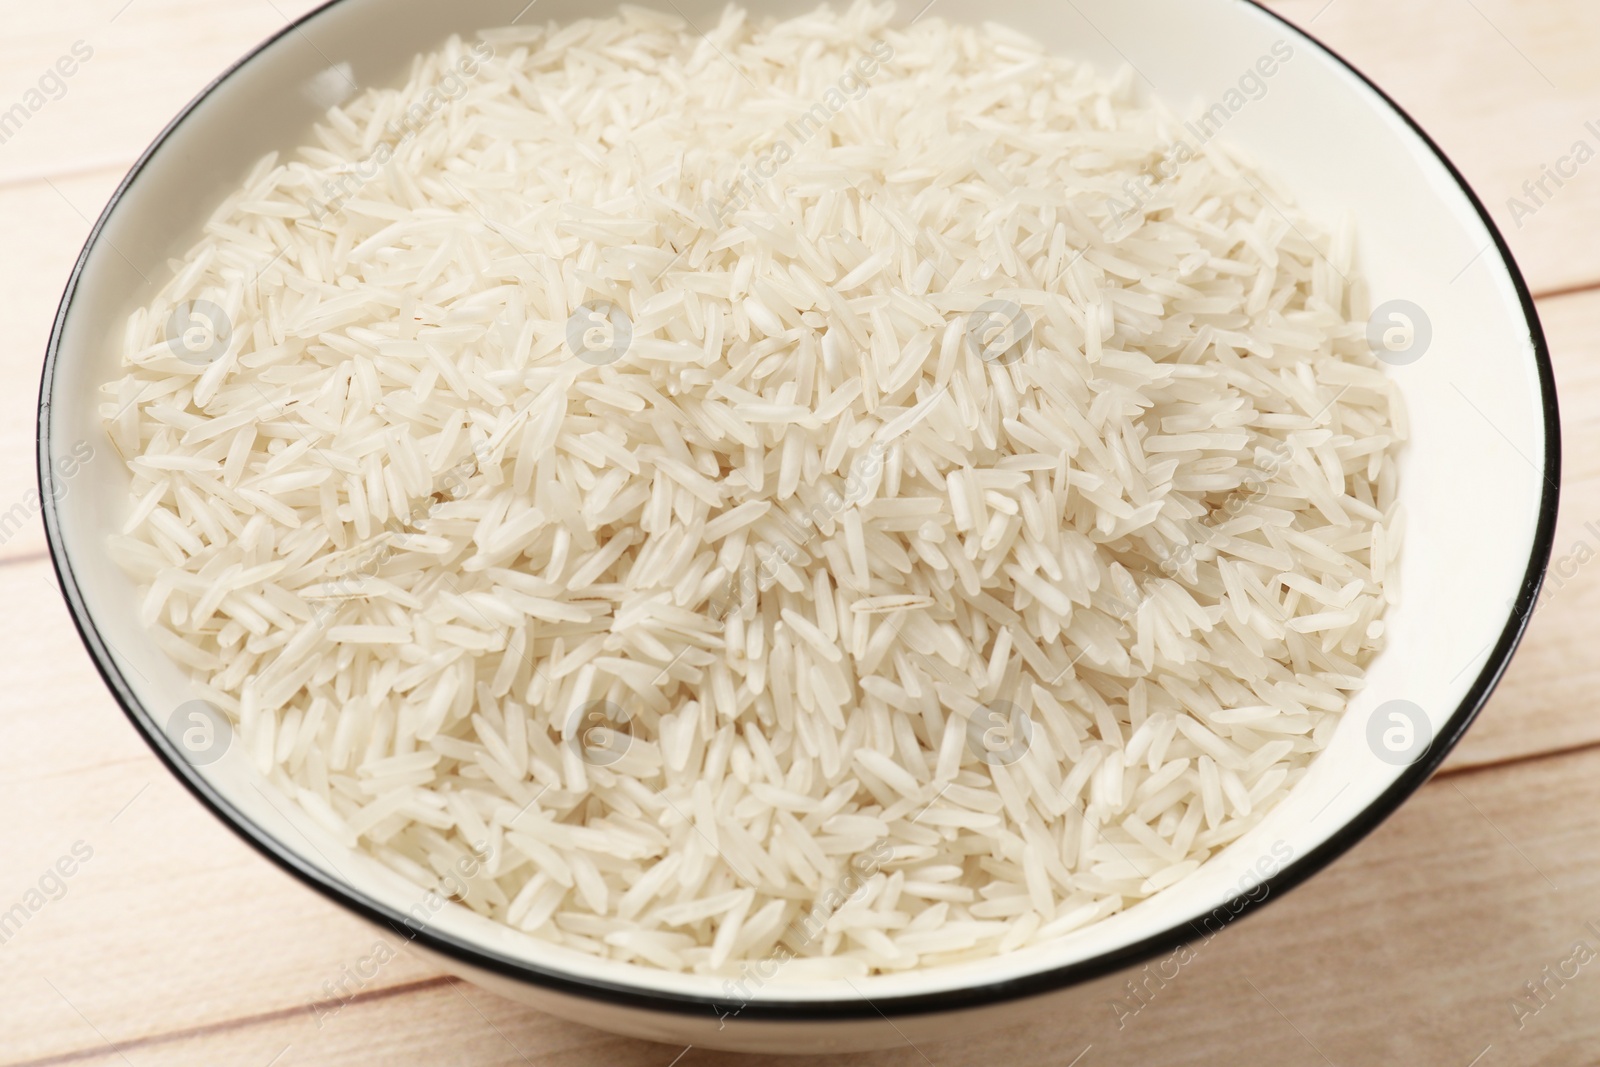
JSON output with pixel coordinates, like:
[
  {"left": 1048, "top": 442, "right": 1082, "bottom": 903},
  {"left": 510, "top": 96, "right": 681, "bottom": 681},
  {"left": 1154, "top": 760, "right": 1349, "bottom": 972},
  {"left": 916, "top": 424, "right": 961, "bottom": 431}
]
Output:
[{"left": 102, "top": 2, "right": 1402, "bottom": 978}]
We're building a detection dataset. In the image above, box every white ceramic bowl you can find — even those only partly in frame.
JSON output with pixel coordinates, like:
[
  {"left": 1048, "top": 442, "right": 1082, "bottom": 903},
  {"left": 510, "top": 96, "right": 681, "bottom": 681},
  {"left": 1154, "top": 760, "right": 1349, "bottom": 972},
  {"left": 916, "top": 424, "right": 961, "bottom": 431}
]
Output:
[{"left": 39, "top": 0, "right": 1558, "bottom": 1054}]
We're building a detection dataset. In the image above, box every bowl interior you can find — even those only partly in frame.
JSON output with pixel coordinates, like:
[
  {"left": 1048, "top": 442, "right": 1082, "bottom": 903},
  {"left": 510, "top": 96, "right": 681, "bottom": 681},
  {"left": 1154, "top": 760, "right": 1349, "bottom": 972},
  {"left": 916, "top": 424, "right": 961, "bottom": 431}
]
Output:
[{"left": 42, "top": 0, "right": 1554, "bottom": 1008}]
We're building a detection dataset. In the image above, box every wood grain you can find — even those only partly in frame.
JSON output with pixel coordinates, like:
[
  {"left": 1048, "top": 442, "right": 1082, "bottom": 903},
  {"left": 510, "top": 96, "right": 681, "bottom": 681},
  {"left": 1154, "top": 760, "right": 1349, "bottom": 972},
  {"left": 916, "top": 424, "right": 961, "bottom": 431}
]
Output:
[
  {"left": 1265, "top": 0, "right": 1600, "bottom": 297},
  {"left": 3, "top": 1, "right": 1599, "bottom": 1065},
  {"left": 0, "top": 0, "right": 324, "bottom": 185},
  {"left": 27, "top": 743, "right": 1600, "bottom": 1067},
  {"left": 0, "top": 561, "right": 441, "bottom": 1064},
  {"left": 1442, "top": 287, "right": 1600, "bottom": 771}
]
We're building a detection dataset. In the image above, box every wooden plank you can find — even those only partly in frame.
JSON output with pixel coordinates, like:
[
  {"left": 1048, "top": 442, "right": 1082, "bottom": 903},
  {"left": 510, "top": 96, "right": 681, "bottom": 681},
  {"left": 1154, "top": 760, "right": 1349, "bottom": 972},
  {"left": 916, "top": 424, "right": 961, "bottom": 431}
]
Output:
[
  {"left": 24, "top": 980, "right": 686, "bottom": 1067},
  {"left": 6, "top": 0, "right": 1600, "bottom": 1061},
  {"left": 0, "top": 0, "right": 323, "bottom": 186},
  {"left": 6, "top": 0, "right": 1596, "bottom": 559},
  {"left": 1265, "top": 0, "right": 1600, "bottom": 296},
  {"left": 0, "top": 0, "right": 1592, "bottom": 294},
  {"left": 1442, "top": 287, "right": 1600, "bottom": 770},
  {"left": 0, "top": 561, "right": 439, "bottom": 1064},
  {"left": 0, "top": 300, "right": 1590, "bottom": 1057},
  {"left": 0, "top": 553, "right": 1588, "bottom": 1062},
  {"left": 0, "top": 166, "right": 125, "bottom": 567},
  {"left": 31, "top": 741, "right": 1600, "bottom": 1067}
]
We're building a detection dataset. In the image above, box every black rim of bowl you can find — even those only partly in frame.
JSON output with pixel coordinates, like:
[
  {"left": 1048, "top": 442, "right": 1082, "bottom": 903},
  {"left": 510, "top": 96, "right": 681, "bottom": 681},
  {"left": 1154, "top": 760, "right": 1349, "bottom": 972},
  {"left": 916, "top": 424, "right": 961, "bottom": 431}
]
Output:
[{"left": 38, "top": 0, "right": 1562, "bottom": 1025}]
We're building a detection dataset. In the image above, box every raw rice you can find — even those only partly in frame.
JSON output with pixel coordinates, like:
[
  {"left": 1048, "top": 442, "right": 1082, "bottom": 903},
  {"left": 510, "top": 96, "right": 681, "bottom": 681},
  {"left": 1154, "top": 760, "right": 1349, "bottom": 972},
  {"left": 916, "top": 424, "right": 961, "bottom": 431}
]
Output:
[{"left": 101, "top": 2, "right": 1402, "bottom": 978}]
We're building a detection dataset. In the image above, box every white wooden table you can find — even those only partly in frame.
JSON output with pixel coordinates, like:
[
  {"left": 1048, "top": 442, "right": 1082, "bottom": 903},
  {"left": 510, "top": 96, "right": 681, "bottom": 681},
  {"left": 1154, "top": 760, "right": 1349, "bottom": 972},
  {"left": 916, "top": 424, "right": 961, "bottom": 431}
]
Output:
[{"left": 3, "top": 1, "right": 1599, "bottom": 1063}]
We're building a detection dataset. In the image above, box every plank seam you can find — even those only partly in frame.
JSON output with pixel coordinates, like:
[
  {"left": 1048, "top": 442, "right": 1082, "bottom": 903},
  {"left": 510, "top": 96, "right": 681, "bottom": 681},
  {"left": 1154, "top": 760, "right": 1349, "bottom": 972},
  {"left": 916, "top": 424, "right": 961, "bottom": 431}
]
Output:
[{"left": 3, "top": 974, "right": 456, "bottom": 1067}]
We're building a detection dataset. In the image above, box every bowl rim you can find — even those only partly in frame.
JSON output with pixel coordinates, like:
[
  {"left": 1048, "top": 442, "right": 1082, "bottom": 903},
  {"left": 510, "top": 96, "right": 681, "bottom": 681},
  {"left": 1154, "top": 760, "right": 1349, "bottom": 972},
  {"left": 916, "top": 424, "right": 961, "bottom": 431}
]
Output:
[{"left": 37, "top": 0, "right": 1561, "bottom": 1024}]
